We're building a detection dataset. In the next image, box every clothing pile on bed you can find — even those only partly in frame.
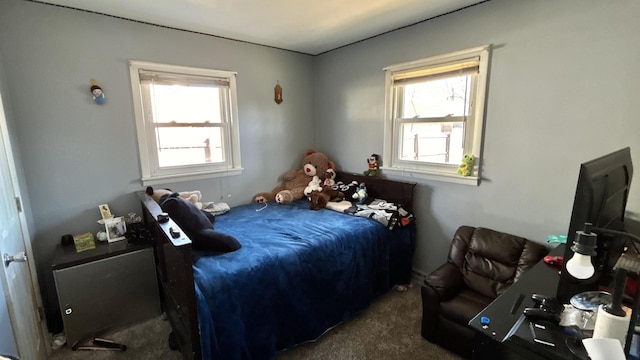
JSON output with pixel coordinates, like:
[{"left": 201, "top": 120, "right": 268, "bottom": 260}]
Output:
[{"left": 325, "top": 197, "right": 414, "bottom": 230}]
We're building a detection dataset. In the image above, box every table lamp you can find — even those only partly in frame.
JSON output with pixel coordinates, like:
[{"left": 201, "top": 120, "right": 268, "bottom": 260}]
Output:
[
  {"left": 565, "top": 223, "right": 640, "bottom": 355},
  {"left": 565, "top": 223, "right": 598, "bottom": 280}
]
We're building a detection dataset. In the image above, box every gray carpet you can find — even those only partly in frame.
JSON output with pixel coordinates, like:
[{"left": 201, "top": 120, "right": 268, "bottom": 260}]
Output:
[{"left": 49, "top": 284, "right": 462, "bottom": 359}]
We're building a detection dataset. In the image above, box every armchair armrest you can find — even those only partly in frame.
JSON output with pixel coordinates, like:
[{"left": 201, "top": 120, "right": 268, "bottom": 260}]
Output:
[{"left": 425, "top": 262, "right": 464, "bottom": 301}]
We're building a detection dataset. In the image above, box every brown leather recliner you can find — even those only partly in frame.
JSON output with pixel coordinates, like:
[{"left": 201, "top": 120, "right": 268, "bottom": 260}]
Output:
[{"left": 420, "top": 226, "right": 548, "bottom": 358}]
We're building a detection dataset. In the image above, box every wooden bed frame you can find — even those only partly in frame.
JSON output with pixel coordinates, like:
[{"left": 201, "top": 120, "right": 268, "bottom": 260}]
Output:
[{"left": 137, "top": 171, "right": 416, "bottom": 360}]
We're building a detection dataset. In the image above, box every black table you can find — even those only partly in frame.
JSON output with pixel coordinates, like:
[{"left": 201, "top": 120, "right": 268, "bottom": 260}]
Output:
[{"left": 469, "top": 245, "right": 584, "bottom": 360}]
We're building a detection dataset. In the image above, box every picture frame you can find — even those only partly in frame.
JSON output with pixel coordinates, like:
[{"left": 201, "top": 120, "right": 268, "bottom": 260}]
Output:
[
  {"left": 98, "top": 203, "right": 112, "bottom": 220},
  {"left": 104, "top": 216, "right": 127, "bottom": 243}
]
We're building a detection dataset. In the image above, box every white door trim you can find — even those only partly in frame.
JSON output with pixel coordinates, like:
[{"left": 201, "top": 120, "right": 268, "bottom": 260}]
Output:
[{"left": 0, "top": 82, "right": 48, "bottom": 359}]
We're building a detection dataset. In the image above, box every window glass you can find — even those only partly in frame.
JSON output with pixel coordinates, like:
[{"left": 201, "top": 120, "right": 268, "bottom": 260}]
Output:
[
  {"left": 383, "top": 46, "right": 490, "bottom": 185},
  {"left": 129, "top": 61, "right": 242, "bottom": 185}
]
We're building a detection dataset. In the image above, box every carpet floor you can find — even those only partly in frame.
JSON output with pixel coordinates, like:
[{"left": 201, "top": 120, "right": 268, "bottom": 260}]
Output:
[{"left": 48, "top": 284, "right": 462, "bottom": 360}]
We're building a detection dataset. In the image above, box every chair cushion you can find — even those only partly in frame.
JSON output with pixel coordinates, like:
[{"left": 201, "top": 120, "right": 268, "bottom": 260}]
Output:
[
  {"left": 425, "top": 262, "right": 464, "bottom": 301},
  {"left": 439, "top": 288, "right": 493, "bottom": 326},
  {"left": 461, "top": 227, "right": 547, "bottom": 298}
]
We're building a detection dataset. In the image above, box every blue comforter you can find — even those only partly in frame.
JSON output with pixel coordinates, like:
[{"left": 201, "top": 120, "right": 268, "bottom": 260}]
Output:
[{"left": 192, "top": 200, "right": 414, "bottom": 359}]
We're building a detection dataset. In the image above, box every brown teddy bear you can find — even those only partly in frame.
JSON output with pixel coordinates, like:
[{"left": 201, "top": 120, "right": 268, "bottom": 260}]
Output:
[
  {"left": 253, "top": 149, "right": 335, "bottom": 204},
  {"left": 309, "top": 185, "right": 345, "bottom": 210}
]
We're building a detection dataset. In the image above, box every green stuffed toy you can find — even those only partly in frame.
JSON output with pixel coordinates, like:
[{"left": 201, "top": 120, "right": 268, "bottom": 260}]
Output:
[{"left": 457, "top": 154, "right": 475, "bottom": 176}]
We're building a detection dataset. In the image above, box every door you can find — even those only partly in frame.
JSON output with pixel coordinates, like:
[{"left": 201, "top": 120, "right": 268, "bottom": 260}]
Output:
[{"left": 0, "top": 89, "right": 47, "bottom": 358}]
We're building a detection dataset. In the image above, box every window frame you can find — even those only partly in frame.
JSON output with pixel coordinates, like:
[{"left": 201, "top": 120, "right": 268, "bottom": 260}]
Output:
[
  {"left": 382, "top": 45, "right": 491, "bottom": 186},
  {"left": 129, "top": 60, "right": 242, "bottom": 186}
]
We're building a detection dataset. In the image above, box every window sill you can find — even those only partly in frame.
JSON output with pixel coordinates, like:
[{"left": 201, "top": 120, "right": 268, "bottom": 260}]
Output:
[
  {"left": 381, "top": 166, "right": 479, "bottom": 186},
  {"left": 141, "top": 168, "right": 243, "bottom": 186}
]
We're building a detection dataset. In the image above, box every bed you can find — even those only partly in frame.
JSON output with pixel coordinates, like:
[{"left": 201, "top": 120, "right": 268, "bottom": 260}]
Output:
[{"left": 137, "top": 171, "right": 416, "bottom": 360}]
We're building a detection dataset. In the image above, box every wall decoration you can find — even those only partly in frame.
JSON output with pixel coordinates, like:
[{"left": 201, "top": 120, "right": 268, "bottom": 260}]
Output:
[
  {"left": 90, "top": 79, "right": 106, "bottom": 105},
  {"left": 274, "top": 81, "right": 283, "bottom": 104}
]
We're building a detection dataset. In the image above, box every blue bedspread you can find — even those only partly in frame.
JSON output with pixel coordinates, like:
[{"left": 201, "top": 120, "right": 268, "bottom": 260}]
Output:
[{"left": 192, "top": 200, "right": 415, "bottom": 359}]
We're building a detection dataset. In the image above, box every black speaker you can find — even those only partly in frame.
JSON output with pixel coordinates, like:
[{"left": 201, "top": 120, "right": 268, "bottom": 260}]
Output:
[{"left": 61, "top": 234, "right": 74, "bottom": 246}]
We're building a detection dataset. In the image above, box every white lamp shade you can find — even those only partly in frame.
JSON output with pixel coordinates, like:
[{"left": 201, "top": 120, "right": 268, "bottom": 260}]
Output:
[{"left": 566, "top": 253, "right": 595, "bottom": 279}]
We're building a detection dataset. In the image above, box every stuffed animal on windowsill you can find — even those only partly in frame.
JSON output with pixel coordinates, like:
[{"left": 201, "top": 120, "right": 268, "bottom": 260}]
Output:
[
  {"left": 363, "top": 154, "right": 380, "bottom": 177},
  {"left": 457, "top": 154, "right": 475, "bottom": 177}
]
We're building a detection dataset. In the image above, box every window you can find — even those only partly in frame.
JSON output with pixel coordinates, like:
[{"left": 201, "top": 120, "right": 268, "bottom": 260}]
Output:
[
  {"left": 383, "top": 45, "right": 490, "bottom": 185},
  {"left": 129, "top": 61, "right": 242, "bottom": 185}
]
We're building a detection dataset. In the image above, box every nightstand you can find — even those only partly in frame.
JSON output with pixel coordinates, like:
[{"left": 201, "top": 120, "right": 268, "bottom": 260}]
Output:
[{"left": 51, "top": 240, "right": 161, "bottom": 349}]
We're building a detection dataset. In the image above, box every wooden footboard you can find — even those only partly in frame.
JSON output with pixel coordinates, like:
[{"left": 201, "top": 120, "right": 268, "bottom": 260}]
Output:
[
  {"left": 136, "top": 172, "right": 415, "bottom": 360},
  {"left": 137, "top": 192, "right": 201, "bottom": 360}
]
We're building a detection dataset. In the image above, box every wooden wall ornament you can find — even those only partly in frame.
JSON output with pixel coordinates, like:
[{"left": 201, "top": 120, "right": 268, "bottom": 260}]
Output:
[{"left": 274, "top": 82, "right": 283, "bottom": 104}]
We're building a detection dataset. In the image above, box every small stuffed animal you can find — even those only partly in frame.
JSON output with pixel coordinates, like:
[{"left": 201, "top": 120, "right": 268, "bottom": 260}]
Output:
[
  {"left": 457, "top": 154, "right": 475, "bottom": 177},
  {"left": 363, "top": 154, "right": 380, "bottom": 177},
  {"left": 352, "top": 182, "right": 368, "bottom": 204},
  {"left": 146, "top": 187, "right": 241, "bottom": 253},
  {"left": 333, "top": 180, "right": 359, "bottom": 200},
  {"left": 309, "top": 186, "right": 345, "bottom": 210},
  {"left": 323, "top": 168, "right": 336, "bottom": 186},
  {"left": 304, "top": 175, "right": 323, "bottom": 197},
  {"left": 177, "top": 190, "right": 203, "bottom": 210}
]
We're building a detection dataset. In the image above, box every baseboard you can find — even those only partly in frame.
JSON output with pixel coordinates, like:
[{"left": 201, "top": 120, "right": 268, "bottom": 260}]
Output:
[{"left": 412, "top": 268, "right": 427, "bottom": 284}]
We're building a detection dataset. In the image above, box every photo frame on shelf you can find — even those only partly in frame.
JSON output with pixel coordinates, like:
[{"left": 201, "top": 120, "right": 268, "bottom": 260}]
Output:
[
  {"left": 98, "top": 203, "right": 112, "bottom": 220},
  {"left": 105, "top": 216, "right": 127, "bottom": 243}
]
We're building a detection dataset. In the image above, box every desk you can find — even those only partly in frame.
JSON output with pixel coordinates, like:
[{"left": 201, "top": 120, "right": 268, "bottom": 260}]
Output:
[{"left": 469, "top": 245, "right": 583, "bottom": 360}]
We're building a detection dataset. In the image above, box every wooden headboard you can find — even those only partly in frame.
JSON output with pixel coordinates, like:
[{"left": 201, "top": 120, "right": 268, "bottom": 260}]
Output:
[{"left": 336, "top": 171, "right": 416, "bottom": 214}]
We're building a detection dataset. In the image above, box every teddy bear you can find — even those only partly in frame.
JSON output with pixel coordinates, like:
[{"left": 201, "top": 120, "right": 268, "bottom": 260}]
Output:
[
  {"left": 177, "top": 190, "right": 203, "bottom": 210},
  {"left": 253, "top": 149, "right": 335, "bottom": 204},
  {"left": 146, "top": 187, "right": 241, "bottom": 253},
  {"left": 457, "top": 154, "right": 475, "bottom": 177},
  {"left": 309, "top": 185, "right": 345, "bottom": 210}
]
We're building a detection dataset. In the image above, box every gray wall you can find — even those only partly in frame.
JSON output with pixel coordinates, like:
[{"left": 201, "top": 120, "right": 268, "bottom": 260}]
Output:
[
  {"left": 314, "top": 0, "right": 640, "bottom": 275},
  {"left": 0, "top": 0, "right": 315, "bottom": 328}
]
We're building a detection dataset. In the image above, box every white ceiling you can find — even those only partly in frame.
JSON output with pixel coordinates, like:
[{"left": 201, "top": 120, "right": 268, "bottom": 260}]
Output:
[{"left": 38, "top": 0, "right": 485, "bottom": 55}]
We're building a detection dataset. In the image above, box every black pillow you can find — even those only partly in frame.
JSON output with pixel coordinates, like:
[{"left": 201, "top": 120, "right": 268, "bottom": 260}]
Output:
[{"left": 159, "top": 193, "right": 240, "bottom": 253}]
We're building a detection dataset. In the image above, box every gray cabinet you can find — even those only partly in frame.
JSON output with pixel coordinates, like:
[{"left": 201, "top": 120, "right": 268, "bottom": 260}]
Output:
[{"left": 52, "top": 243, "right": 160, "bottom": 348}]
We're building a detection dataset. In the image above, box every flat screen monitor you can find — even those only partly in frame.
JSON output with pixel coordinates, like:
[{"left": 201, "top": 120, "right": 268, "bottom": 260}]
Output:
[{"left": 556, "top": 147, "right": 634, "bottom": 303}]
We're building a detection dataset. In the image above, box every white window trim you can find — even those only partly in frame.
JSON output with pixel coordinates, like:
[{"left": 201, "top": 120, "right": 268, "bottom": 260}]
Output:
[
  {"left": 382, "top": 45, "right": 491, "bottom": 186},
  {"left": 129, "top": 60, "right": 243, "bottom": 186}
]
